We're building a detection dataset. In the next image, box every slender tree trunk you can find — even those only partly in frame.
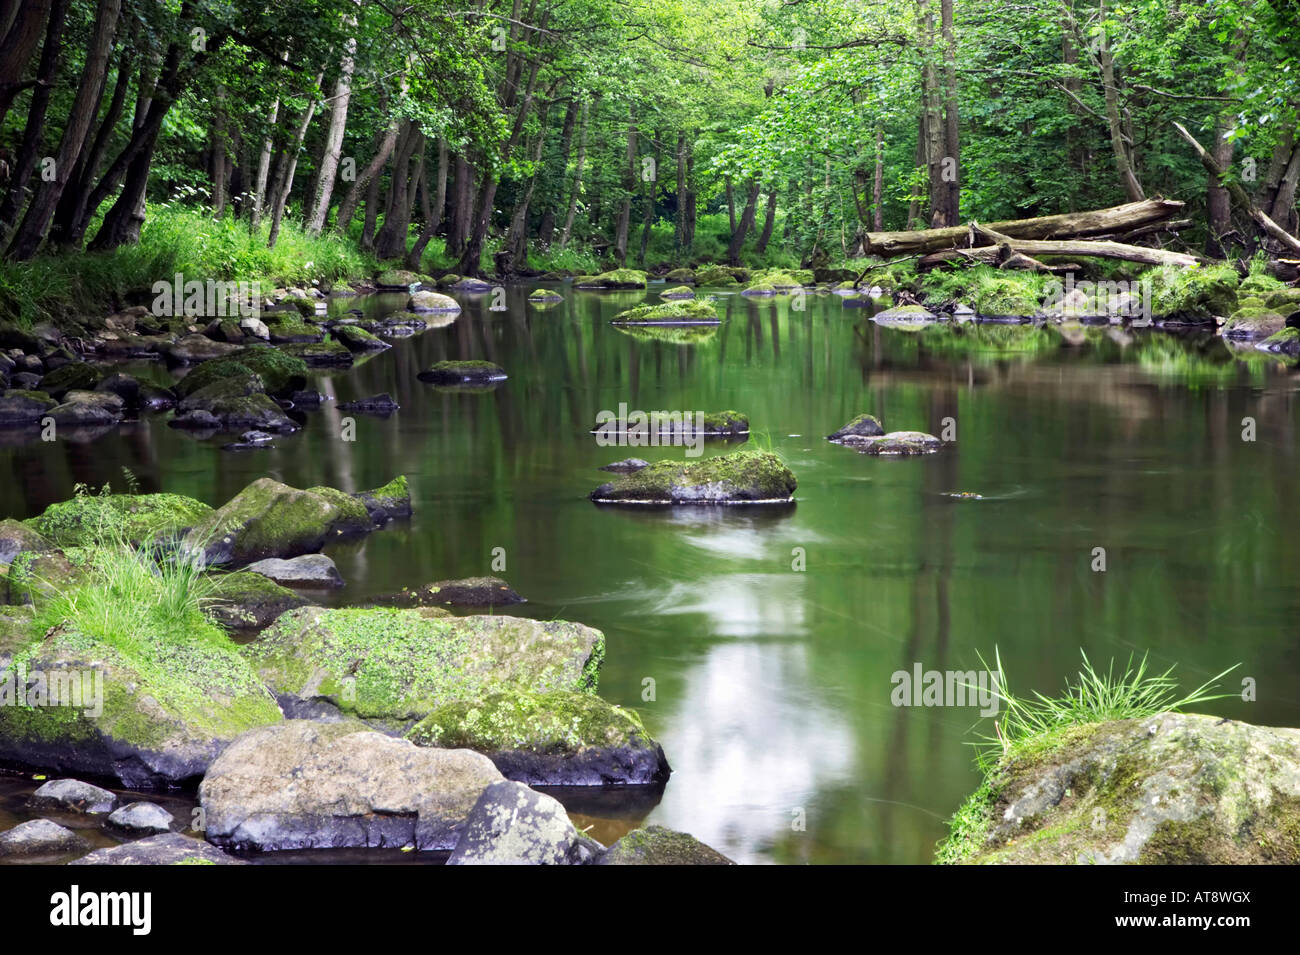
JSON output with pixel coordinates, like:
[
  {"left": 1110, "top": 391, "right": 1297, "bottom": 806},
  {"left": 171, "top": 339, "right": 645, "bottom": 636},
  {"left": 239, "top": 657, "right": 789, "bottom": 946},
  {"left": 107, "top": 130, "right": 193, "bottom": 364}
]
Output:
[
  {"left": 0, "top": 0, "right": 69, "bottom": 235},
  {"left": 683, "top": 139, "right": 697, "bottom": 251},
  {"left": 873, "top": 126, "right": 885, "bottom": 231},
  {"left": 211, "top": 85, "right": 228, "bottom": 217},
  {"left": 537, "top": 96, "right": 577, "bottom": 246},
  {"left": 0, "top": 0, "right": 52, "bottom": 129},
  {"left": 637, "top": 129, "right": 659, "bottom": 266},
  {"left": 725, "top": 178, "right": 736, "bottom": 233},
  {"left": 755, "top": 186, "right": 778, "bottom": 254},
  {"left": 267, "top": 73, "right": 324, "bottom": 249},
  {"left": 938, "top": 0, "right": 960, "bottom": 225},
  {"left": 250, "top": 95, "right": 280, "bottom": 230},
  {"left": 6, "top": 0, "right": 120, "bottom": 260},
  {"left": 406, "top": 135, "right": 448, "bottom": 270},
  {"left": 1096, "top": 2, "right": 1144, "bottom": 201},
  {"left": 334, "top": 106, "right": 401, "bottom": 236},
  {"left": 374, "top": 122, "right": 421, "bottom": 259},
  {"left": 307, "top": 29, "right": 357, "bottom": 234},
  {"left": 613, "top": 117, "right": 637, "bottom": 267},
  {"left": 558, "top": 96, "right": 593, "bottom": 248},
  {"left": 725, "top": 180, "right": 760, "bottom": 266}
]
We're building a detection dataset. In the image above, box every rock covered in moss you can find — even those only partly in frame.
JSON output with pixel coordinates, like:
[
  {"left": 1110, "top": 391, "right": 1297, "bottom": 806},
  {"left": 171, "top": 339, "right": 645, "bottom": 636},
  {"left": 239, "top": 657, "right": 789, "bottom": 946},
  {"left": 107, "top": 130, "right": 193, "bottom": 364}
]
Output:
[
  {"left": 659, "top": 285, "right": 695, "bottom": 300},
  {"left": 94, "top": 373, "right": 176, "bottom": 413},
  {"left": 611, "top": 299, "right": 718, "bottom": 324},
  {"left": 591, "top": 409, "right": 748, "bottom": 439},
  {"left": 844, "top": 430, "right": 943, "bottom": 455},
  {"left": 693, "top": 265, "right": 746, "bottom": 286},
  {"left": 203, "top": 571, "right": 307, "bottom": 631},
  {"left": 590, "top": 449, "right": 796, "bottom": 505},
  {"left": 246, "top": 606, "right": 605, "bottom": 730},
  {"left": 1257, "top": 326, "right": 1300, "bottom": 355},
  {"left": 0, "top": 548, "right": 86, "bottom": 604},
  {"left": 447, "top": 780, "right": 600, "bottom": 865},
  {"left": 199, "top": 720, "right": 503, "bottom": 852},
  {"left": 874, "top": 304, "right": 939, "bottom": 323},
  {"left": 280, "top": 338, "right": 354, "bottom": 366},
  {"left": 0, "top": 518, "right": 57, "bottom": 564},
  {"left": 449, "top": 278, "right": 494, "bottom": 292},
  {"left": 332, "top": 324, "right": 391, "bottom": 352},
  {"left": 351, "top": 475, "right": 411, "bottom": 524},
  {"left": 1222, "top": 307, "right": 1287, "bottom": 340},
  {"left": 0, "top": 624, "right": 282, "bottom": 787},
  {"left": 598, "top": 458, "right": 649, "bottom": 473},
  {"left": 27, "top": 492, "right": 213, "bottom": 549},
  {"left": 175, "top": 346, "right": 309, "bottom": 399},
  {"left": 595, "top": 825, "right": 735, "bottom": 865},
  {"left": 417, "top": 359, "right": 507, "bottom": 385},
  {"left": 407, "top": 290, "right": 462, "bottom": 313},
  {"left": 181, "top": 477, "right": 381, "bottom": 566},
  {"left": 1149, "top": 264, "right": 1240, "bottom": 322},
  {"left": 942, "top": 713, "right": 1300, "bottom": 865},
  {"left": 164, "top": 334, "right": 240, "bottom": 365},
  {"left": 375, "top": 269, "right": 423, "bottom": 291},
  {"left": 405, "top": 576, "right": 524, "bottom": 607},
  {"left": 573, "top": 269, "right": 647, "bottom": 289},
  {"left": 408, "top": 689, "right": 669, "bottom": 786},
  {"left": 664, "top": 268, "right": 696, "bottom": 284},
  {"left": 71, "top": 832, "right": 245, "bottom": 865},
  {"left": 38, "top": 361, "right": 102, "bottom": 399},
  {"left": 0, "top": 389, "right": 56, "bottom": 425},
  {"left": 337, "top": 392, "right": 399, "bottom": 415},
  {"left": 827, "top": 414, "right": 885, "bottom": 443},
  {"left": 528, "top": 288, "right": 563, "bottom": 303},
  {"left": 0, "top": 818, "right": 90, "bottom": 858}
]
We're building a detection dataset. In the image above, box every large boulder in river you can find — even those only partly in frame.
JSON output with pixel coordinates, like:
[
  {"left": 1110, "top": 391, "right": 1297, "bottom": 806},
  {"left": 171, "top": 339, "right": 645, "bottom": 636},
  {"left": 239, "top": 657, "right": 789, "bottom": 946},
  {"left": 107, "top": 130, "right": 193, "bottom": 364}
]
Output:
[
  {"left": 447, "top": 780, "right": 600, "bottom": 865},
  {"left": 199, "top": 720, "right": 503, "bottom": 851},
  {"left": 942, "top": 713, "right": 1300, "bottom": 864},
  {"left": 590, "top": 449, "right": 796, "bottom": 505},
  {"left": 408, "top": 689, "right": 670, "bottom": 786},
  {"left": 26, "top": 492, "right": 213, "bottom": 548},
  {"left": 245, "top": 606, "right": 605, "bottom": 731},
  {"left": 0, "top": 389, "right": 56, "bottom": 426},
  {"left": 0, "top": 621, "right": 282, "bottom": 788},
  {"left": 181, "top": 477, "right": 379, "bottom": 567}
]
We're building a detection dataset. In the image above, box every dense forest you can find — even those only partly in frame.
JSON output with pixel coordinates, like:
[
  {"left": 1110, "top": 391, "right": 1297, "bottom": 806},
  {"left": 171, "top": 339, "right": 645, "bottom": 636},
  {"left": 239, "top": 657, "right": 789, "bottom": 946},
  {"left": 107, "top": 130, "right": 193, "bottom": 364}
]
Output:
[{"left": 0, "top": 0, "right": 1297, "bottom": 321}]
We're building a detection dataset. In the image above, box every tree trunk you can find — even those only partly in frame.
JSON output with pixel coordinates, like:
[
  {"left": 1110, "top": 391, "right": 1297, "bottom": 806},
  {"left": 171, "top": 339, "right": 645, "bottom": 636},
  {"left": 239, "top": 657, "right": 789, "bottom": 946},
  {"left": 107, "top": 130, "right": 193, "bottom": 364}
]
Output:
[
  {"left": 250, "top": 95, "right": 280, "bottom": 230},
  {"left": 755, "top": 186, "right": 777, "bottom": 254},
  {"left": 637, "top": 129, "right": 658, "bottom": 266},
  {"left": 725, "top": 180, "right": 760, "bottom": 266},
  {"left": 406, "top": 135, "right": 448, "bottom": 270},
  {"left": 864, "top": 198, "right": 1186, "bottom": 256},
  {"left": 938, "top": 0, "right": 960, "bottom": 226},
  {"left": 306, "top": 29, "right": 357, "bottom": 234},
  {"left": 537, "top": 96, "right": 577, "bottom": 246},
  {"left": 613, "top": 117, "right": 637, "bottom": 267},
  {"left": 267, "top": 74, "right": 324, "bottom": 249},
  {"left": 6, "top": 0, "right": 121, "bottom": 261},
  {"left": 373, "top": 122, "right": 421, "bottom": 259},
  {"left": 334, "top": 108, "right": 401, "bottom": 237},
  {"left": 873, "top": 126, "right": 885, "bottom": 231},
  {"left": 558, "top": 96, "right": 593, "bottom": 248},
  {"left": 0, "top": 0, "right": 52, "bottom": 129},
  {"left": 1097, "top": 1, "right": 1145, "bottom": 201},
  {"left": 210, "top": 85, "right": 228, "bottom": 217}
]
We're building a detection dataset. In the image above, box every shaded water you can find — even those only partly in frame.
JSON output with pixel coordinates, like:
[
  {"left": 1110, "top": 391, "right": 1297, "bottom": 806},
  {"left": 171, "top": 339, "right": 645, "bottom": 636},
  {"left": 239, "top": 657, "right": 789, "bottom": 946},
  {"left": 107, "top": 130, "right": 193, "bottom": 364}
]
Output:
[{"left": 4, "top": 285, "right": 1300, "bottom": 864}]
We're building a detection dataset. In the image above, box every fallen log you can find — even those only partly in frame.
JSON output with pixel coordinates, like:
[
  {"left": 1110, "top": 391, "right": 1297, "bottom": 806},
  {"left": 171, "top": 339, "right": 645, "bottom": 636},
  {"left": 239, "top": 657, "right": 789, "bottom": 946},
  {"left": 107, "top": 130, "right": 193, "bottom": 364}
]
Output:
[
  {"left": 970, "top": 223, "right": 1203, "bottom": 268},
  {"left": 863, "top": 198, "right": 1186, "bottom": 257},
  {"left": 1173, "top": 121, "right": 1300, "bottom": 257}
]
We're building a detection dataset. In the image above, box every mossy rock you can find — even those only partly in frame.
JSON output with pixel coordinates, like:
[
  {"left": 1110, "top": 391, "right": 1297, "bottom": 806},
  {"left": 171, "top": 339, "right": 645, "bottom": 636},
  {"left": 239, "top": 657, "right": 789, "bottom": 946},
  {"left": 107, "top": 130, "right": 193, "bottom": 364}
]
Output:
[
  {"left": 842, "top": 430, "right": 943, "bottom": 456},
  {"left": 0, "top": 623, "right": 282, "bottom": 788},
  {"left": 1149, "top": 264, "right": 1240, "bottom": 321},
  {"left": 0, "top": 549, "right": 88, "bottom": 605},
  {"left": 596, "top": 825, "right": 735, "bottom": 865},
  {"left": 26, "top": 492, "right": 213, "bottom": 549},
  {"left": 659, "top": 285, "right": 695, "bottom": 300},
  {"left": 435, "top": 273, "right": 462, "bottom": 288},
  {"left": 407, "top": 689, "right": 669, "bottom": 785},
  {"left": 827, "top": 414, "right": 885, "bottom": 443},
  {"left": 245, "top": 606, "right": 606, "bottom": 731},
  {"left": 528, "top": 288, "right": 563, "bottom": 303},
  {"left": 693, "top": 265, "right": 745, "bottom": 286},
  {"left": 0, "top": 519, "right": 56, "bottom": 565},
  {"left": 573, "top": 269, "right": 647, "bottom": 289},
  {"left": 38, "top": 362, "right": 102, "bottom": 399},
  {"left": 407, "top": 290, "right": 462, "bottom": 313},
  {"left": 351, "top": 475, "right": 411, "bottom": 524},
  {"left": 175, "top": 346, "right": 308, "bottom": 399},
  {"left": 590, "top": 449, "right": 796, "bottom": 505},
  {"left": 279, "top": 296, "right": 317, "bottom": 319},
  {"left": 1257, "top": 326, "right": 1300, "bottom": 356},
  {"left": 1263, "top": 287, "right": 1300, "bottom": 311},
  {"left": 664, "top": 268, "right": 696, "bottom": 284},
  {"left": 875, "top": 304, "right": 939, "bottom": 323},
  {"left": 1222, "top": 307, "right": 1286, "bottom": 340},
  {"left": 1240, "top": 272, "right": 1287, "bottom": 295},
  {"left": 417, "top": 360, "right": 507, "bottom": 386},
  {"left": 375, "top": 269, "right": 423, "bottom": 291},
  {"left": 0, "top": 389, "right": 57, "bottom": 425},
  {"left": 203, "top": 570, "right": 308, "bottom": 631},
  {"left": 940, "top": 713, "right": 1300, "bottom": 865},
  {"left": 182, "top": 477, "right": 381, "bottom": 567},
  {"left": 280, "top": 339, "right": 354, "bottom": 366},
  {"left": 592, "top": 410, "right": 747, "bottom": 439},
  {"left": 331, "top": 324, "right": 390, "bottom": 353},
  {"left": 611, "top": 300, "right": 718, "bottom": 325}
]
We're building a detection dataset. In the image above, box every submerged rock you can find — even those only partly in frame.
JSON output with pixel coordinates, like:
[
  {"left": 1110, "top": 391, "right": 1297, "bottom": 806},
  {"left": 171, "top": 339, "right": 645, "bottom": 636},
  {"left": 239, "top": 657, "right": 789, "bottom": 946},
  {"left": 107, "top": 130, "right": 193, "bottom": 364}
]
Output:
[
  {"left": 338, "top": 392, "right": 399, "bottom": 415},
  {"left": 27, "top": 778, "right": 117, "bottom": 814},
  {"left": 246, "top": 554, "right": 344, "bottom": 589},
  {"left": 842, "top": 430, "right": 943, "bottom": 455},
  {"left": 1257, "top": 326, "right": 1300, "bottom": 356},
  {"left": 599, "top": 458, "right": 650, "bottom": 473},
  {"left": 591, "top": 410, "right": 748, "bottom": 438},
  {"left": 199, "top": 720, "right": 503, "bottom": 851},
  {"left": 0, "top": 819, "right": 90, "bottom": 858},
  {"left": 590, "top": 449, "right": 797, "bottom": 505},
  {"left": 826, "top": 413, "right": 885, "bottom": 443},
  {"left": 447, "top": 780, "right": 600, "bottom": 865},
  {"left": 417, "top": 360, "right": 507, "bottom": 386},
  {"left": 407, "top": 576, "right": 524, "bottom": 607},
  {"left": 246, "top": 606, "right": 605, "bottom": 731},
  {"left": 408, "top": 689, "right": 670, "bottom": 786},
  {"left": 528, "top": 289, "right": 564, "bottom": 304},
  {"left": 105, "top": 801, "right": 175, "bottom": 836},
  {"left": 874, "top": 304, "right": 939, "bottom": 323},
  {"left": 595, "top": 825, "right": 735, "bottom": 865},
  {"left": 944, "top": 713, "right": 1300, "bottom": 865},
  {"left": 71, "top": 832, "right": 245, "bottom": 865}
]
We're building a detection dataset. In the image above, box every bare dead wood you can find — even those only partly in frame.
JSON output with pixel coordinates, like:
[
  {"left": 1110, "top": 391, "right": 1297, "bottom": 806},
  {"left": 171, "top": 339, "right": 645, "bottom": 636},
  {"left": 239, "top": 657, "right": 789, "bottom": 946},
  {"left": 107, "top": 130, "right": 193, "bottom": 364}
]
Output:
[
  {"left": 970, "top": 223, "right": 1202, "bottom": 267},
  {"left": 863, "top": 198, "right": 1186, "bottom": 257},
  {"left": 1172, "top": 121, "right": 1300, "bottom": 256}
]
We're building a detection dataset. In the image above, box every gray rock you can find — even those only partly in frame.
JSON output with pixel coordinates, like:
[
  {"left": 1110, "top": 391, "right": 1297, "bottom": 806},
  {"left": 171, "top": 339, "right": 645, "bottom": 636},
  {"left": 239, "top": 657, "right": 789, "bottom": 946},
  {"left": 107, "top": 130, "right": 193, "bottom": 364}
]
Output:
[
  {"left": 590, "top": 449, "right": 797, "bottom": 505},
  {"left": 71, "top": 832, "right": 245, "bottom": 865},
  {"left": 0, "top": 819, "right": 91, "bottom": 858},
  {"left": 105, "top": 801, "right": 175, "bottom": 836},
  {"left": 599, "top": 458, "right": 650, "bottom": 473},
  {"left": 447, "top": 780, "right": 596, "bottom": 865},
  {"left": 338, "top": 392, "right": 399, "bottom": 415},
  {"left": 246, "top": 554, "right": 344, "bottom": 589},
  {"left": 199, "top": 720, "right": 503, "bottom": 851},
  {"left": 827, "top": 414, "right": 885, "bottom": 443},
  {"left": 27, "top": 778, "right": 118, "bottom": 814},
  {"left": 595, "top": 825, "right": 735, "bottom": 865},
  {"left": 843, "top": 430, "right": 943, "bottom": 455},
  {"left": 0, "top": 389, "right": 56, "bottom": 425}
]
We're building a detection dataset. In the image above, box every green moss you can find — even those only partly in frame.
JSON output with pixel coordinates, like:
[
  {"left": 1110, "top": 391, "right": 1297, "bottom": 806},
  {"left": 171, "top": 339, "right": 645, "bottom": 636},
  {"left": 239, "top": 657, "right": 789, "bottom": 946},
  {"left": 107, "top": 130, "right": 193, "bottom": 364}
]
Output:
[
  {"left": 407, "top": 688, "right": 648, "bottom": 753},
  {"left": 26, "top": 491, "right": 212, "bottom": 548},
  {"left": 574, "top": 269, "right": 647, "bottom": 289},
  {"left": 664, "top": 268, "right": 695, "bottom": 283},
  {"left": 376, "top": 269, "right": 422, "bottom": 288},
  {"left": 920, "top": 266, "right": 1050, "bottom": 315},
  {"left": 612, "top": 300, "right": 718, "bottom": 324},
  {"left": 593, "top": 449, "right": 796, "bottom": 503},
  {"left": 175, "top": 346, "right": 309, "bottom": 398},
  {"left": 1148, "top": 263, "right": 1240, "bottom": 320},
  {"left": 658, "top": 285, "right": 695, "bottom": 299},
  {"left": 280, "top": 296, "right": 315, "bottom": 318}
]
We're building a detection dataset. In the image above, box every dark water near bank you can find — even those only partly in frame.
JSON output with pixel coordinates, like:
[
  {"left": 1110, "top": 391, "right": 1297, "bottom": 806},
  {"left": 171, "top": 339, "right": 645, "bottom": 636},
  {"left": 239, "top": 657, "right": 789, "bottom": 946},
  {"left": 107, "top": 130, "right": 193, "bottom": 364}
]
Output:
[{"left": 5, "top": 285, "right": 1300, "bottom": 864}]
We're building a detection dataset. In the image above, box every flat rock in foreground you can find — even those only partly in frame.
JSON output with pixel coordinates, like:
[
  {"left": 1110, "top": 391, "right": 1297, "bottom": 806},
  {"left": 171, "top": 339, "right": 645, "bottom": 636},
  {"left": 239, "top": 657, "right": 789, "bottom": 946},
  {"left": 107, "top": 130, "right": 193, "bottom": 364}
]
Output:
[
  {"left": 945, "top": 713, "right": 1300, "bottom": 864},
  {"left": 246, "top": 606, "right": 605, "bottom": 731},
  {"left": 199, "top": 720, "right": 503, "bottom": 851},
  {"left": 447, "top": 780, "right": 600, "bottom": 865},
  {"left": 590, "top": 449, "right": 796, "bottom": 505},
  {"left": 71, "top": 832, "right": 246, "bottom": 865}
]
